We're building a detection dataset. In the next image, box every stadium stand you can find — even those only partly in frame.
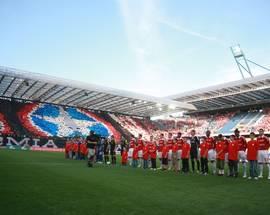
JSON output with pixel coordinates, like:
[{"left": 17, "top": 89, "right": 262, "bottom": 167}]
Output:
[
  {"left": 0, "top": 99, "right": 121, "bottom": 140},
  {"left": 1, "top": 98, "right": 270, "bottom": 142},
  {"left": 0, "top": 112, "right": 13, "bottom": 134}
]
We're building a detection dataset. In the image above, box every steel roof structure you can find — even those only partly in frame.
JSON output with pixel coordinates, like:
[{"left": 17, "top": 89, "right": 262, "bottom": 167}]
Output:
[
  {"left": 0, "top": 66, "right": 196, "bottom": 117},
  {"left": 167, "top": 73, "right": 270, "bottom": 112}
]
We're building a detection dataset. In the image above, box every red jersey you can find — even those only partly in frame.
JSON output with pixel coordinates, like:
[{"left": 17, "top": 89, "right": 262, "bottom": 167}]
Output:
[
  {"left": 65, "top": 141, "right": 72, "bottom": 152},
  {"left": 73, "top": 143, "right": 79, "bottom": 152},
  {"left": 257, "top": 136, "right": 270, "bottom": 150},
  {"left": 247, "top": 140, "right": 259, "bottom": 161},
  {"left": 132, "top": 145, "right": 139, "bottom": 160},
  {"left": 80, "top": 143, "right": 87, "bottom": 155},
  {"left": 205, "top": 137, "right": 216, "bottom": 149},
  {"left": 172, "top": 143, "right": 179, "bottom": 153},
  {"left": 142, "top": 144, "right": 149, "bottom": 160},
  {"left": 235, "top": 136, "right": 247, "bottom": 151},
  {"left": 148, "top": 142, "right": 157, "bottom": 159},
  {"left": 200, "top": 142, "right": 209, "bottom": 158},
  {"left": 216, "top": 140, "right": 228, "bottom": 160},
  {"left": 129, "top": 138, "right": 136, "bottom": 149},
  {"left": 122, "top": 151, "right": 128, "bottom": 164},
  {"left": 137, "top": 139, "right": 144, "bottom": 151},
  {"left": 228, "top": 140, "right": 239, "bottom": 161},
  {"left": 158, "top": 139, "right": 165, "bottom": 152},
  {"left": 162, "top": 145, "right": 169, "bottom": 158},
  {"left": 166, "top": 139, "right": 174, "bottom": 150},
  {"left": 181, "top": 143, "right": 191, "bottom": 159},
  {"left": 176, "top": 138, "right": 184, "bottom": 150}
]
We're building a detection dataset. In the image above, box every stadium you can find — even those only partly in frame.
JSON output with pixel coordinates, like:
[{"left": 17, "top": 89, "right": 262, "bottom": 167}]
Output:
[{"left": 1, "top": 1, "right": 270, "bottom": 215}]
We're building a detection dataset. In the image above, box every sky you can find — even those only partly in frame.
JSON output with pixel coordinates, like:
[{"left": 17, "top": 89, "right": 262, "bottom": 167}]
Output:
[{"left": 0, "top": 0, "right": 270, "bottom": 97}]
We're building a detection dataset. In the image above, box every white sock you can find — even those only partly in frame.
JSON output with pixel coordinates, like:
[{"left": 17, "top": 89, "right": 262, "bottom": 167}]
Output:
[
  {"left": 212, "top": 162, "right": 216, "bottom": 174},
  {"left": 168, "top": 160, "right": 172, "bottom": 169},
  {"left": 242, "top": 163, "right": 247, "bottom": 176},
  {"left": 259, "top": 164, "right": 263, "bottom": 177}
]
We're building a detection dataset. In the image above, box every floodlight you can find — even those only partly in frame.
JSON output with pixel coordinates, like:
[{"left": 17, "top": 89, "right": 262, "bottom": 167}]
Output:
[{"left": 231, "top": 45, "right": 243, "bottom": 58}]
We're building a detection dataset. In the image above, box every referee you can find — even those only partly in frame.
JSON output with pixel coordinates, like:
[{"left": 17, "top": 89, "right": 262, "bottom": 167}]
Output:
[{"left": 86, "top": 130, "right": 99, "bottom": 167}]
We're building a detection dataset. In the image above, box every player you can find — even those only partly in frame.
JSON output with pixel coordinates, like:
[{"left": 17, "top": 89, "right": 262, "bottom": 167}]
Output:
[
  {"left": 257, "top": 128, "right": 270, "bottom": 179},
  {"left": 166, "top": 133, "right": 174, "bottom": 170},
  {"left": 161, "top": 143, "right": 169, "bottom": 170},
  {"left": 200, "top": 136, "right": 209, "bottom": 175},
  {"left": 79, "top": 140, "right": 87, "bottom": 160},
  {"left": 148, "top": 135, "right": 157, "bottom": 170},
  {"left": 189, "top": 130, "right": 200, "bottom": 173},
  {"left": 137, "top": 134, "right": 144, "bottom": 168},
  {"left": 86, "top": 131, "right": 99, "bottom": 167},
  {"left": 234, "top": 129, "right": 247, "bottom": 178},
  {"left": 128, "top": 135, "right": 136, "bottom": 166},
  {"left": 182, "top": 138, "right": 191, "bottom": 173},
  {"left": 176, "top": 132, "right": 184, "bottom": 171},
  {"left": 65, "top": 139, "right": 72, "bottom": 159},
  {"left": 204, "top": 130, "right": 216, "bottom": 175},
  {"left": 172, "top": 140, "right": 179, "bottom": 172},
  {"left": 142, "top": 141, "right": 149, "bottom": 169},
  {"left": 228, "top": 135, "right": 239, "bottom": 177},
  {"left": 72, "top": 140, "right": 79, "bottom": 160},
  {"left": 103, "top": 138, "right": 110, "bottom": 164},
  {"left": 247, "top": 132, "right": 259, "bottom": 180},
  {"left": 157, "top": 133, "right": 166, "bottom": 169},
  {"left": 132, "top": 142, "right": 139, "bottom": 168},
  {"left": 121, "top": 147, "right": 128, "bottom": 166},
  {"left": 109, "top": 135, "right": 116, "bottom": 165},
  {"left": 216, "top": 134, "right": 228, "bottom": 176}
]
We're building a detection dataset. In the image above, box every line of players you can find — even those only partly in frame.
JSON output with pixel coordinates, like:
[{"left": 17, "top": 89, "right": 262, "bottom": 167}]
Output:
[
  {"left": 65, "top": 137, "right": 88, "bottom": 160},
  {"left": 126, "top": 128, "right": 270, "bottom": 179}
]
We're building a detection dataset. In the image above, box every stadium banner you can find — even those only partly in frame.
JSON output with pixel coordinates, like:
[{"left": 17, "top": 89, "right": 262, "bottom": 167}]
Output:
[{"left": 0, "top": 135, "right": 66, "bottom": 151}]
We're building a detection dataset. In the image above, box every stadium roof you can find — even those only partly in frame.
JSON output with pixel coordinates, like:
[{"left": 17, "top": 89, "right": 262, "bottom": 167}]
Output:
[
  {"left": 167, "top": 72, "right": 270, "bottom": 112},
  {"left": 0, "top": 66, "right": 196, "bottom": 117}
]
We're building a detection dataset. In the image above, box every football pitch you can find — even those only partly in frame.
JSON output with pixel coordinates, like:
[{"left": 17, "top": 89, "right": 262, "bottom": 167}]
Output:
[{"left": 0, "top": 149, "right": 270, "bottom": 215}]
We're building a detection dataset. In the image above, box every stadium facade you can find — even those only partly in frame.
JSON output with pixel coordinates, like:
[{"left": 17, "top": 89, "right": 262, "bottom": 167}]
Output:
[{"left": 1, "top": 66, "right": 270, "bottom": 148}]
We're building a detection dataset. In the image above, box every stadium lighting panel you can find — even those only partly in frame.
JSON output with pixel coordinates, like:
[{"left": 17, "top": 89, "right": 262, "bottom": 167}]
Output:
[
  {"left": 231, "top": 45, "right": 243, "bottom": 58},
  {"left": 230, "top": 44, "right": 253, "bottom": 79}
]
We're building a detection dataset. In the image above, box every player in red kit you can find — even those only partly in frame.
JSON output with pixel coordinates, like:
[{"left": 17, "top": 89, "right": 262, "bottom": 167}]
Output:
[
  {"left": 182, "top": 138, "right": 191, "bottom": 173},
  {"left": 132, "top": 143, "right": 139, "bottom": 168},
  {"left": 121, "top": 147, "right": 128, "bottom": 166},
  {"left": 137, "top": 134, "right": 144, "bottom": 168},
  {"left": 142, "top": 141, "right": 149, "bottom": 169},
  {"left": 247, "top": 132, "right": 259, "bottom": 180},
  {"left": 228, "top": 135, "right": 239, "bottom": 177},
  {"left": 200, "top": 136, "right": 209, "bottom": 175},
  {"left": 128, "top": 135, "right": 136, "bottom": 166},
  {"left": 148, "top": 135, "right": 157, "bottom": 170},
  {"left": 216, "top": 134, "right": 228, "bottom": 176},
  {"left": 176, "top": 132, "right": 184, "bottom": 171},
  {"left": 167, "top": 133, "right": 174, "bottom": 170},
  {"left": 157, "top": 133, "right": 165, "bottom": 169},
  {"left": 234, "top": 129, "right": 247, "bottom": 178},
  {"left": 161, "top": 144, "right": 169, "bottom": 170},
  {"left": 65, "top": 139, "right": 72, "bottom": 159},
  {"left": 205, "top": 130, "right": 216, "bottom": 174},
  {"left": 79, "top": 141, "right": 87, "bottom": 160},
  {"left": 256, "top": 128, "right": 270, "bottom": 179}
]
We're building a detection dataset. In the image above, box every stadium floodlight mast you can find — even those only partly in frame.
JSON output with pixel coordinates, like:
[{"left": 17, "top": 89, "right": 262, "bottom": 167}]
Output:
[
  {"left": 231, "top": 44, "right": 270, "bottom": 79},
  {"left": 230, "top": 44, "right": 253, "bottom": 79}
]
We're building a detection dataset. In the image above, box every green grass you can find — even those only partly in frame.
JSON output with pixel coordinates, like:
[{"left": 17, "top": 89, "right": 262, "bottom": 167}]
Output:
[{"left": 0, "top": 149, "right": 270, "bottom": 215}]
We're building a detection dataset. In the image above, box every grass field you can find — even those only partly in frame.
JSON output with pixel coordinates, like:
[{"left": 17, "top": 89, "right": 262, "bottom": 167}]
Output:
[{"left": 0, "top": 149, "right": 270, "bottom": 215}]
